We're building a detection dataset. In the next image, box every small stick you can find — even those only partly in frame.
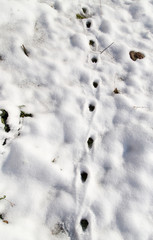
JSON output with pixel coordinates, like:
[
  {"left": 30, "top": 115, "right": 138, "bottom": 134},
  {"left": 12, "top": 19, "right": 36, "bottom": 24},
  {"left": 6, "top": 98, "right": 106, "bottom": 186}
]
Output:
[
  {"left": 100, "top": 42, "right": 114, "bottom": 54},
  {"left": 5, "top": 199, "right": 15, "bottom": 207},
  {"left": 133, "top": 106, "right": 148, "bottom": 109},
  {"left": 21, "top": 44, "right": 29, "bottom": 57}
]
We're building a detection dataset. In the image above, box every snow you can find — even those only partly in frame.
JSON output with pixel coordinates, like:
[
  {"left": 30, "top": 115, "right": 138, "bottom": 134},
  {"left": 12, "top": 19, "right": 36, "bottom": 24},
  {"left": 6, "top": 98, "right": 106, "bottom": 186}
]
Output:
[{"left": 1, "top": 0, "right": 153, "bottom": 239}]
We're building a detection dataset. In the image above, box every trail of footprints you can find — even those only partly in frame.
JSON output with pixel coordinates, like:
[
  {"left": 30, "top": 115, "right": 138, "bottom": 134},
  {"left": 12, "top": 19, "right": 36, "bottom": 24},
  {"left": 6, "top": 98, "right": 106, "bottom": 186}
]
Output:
[
  {"left": 76, "top": 5, "right": 99, "bottom": 237},
  {"left": 0, "top": 3, "right": 99, "bottom": 237}
]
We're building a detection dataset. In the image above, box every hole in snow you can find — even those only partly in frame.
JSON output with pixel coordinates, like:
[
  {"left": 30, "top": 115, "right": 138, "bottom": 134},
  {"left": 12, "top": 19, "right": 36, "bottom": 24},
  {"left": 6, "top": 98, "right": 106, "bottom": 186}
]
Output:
[
  {"left": 81, "top": 171, "right": 88, "bottom": 182},
  {"left": 91, "top": 57, "right": 98, "bottom": 63},
  {"left": 89, "top": 104, "right": 95, "bottom": 112},
  {"left": 93, "top": 81, "right": 98, "bottom": 88},
  {"left": 87, "top": 137, "right": 94, "bottom": 149},
  {"left": 80, "top": 219, "right": 89, "bottom": 231},
  {"left": 82, "top": 7, "right": 87, "bottom": 14},
  {"left": 89, "top": 40, "right": 95, "bottom": 47},
  {"left": 86, "top": 21, "right": 91, "bottom": 28}
]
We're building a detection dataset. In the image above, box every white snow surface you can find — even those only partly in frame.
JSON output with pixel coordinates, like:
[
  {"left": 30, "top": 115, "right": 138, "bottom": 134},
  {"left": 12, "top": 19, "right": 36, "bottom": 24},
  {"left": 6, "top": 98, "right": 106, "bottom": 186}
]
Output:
[{"left": 1, "top": 0, "right": 153, "bottom": 239}]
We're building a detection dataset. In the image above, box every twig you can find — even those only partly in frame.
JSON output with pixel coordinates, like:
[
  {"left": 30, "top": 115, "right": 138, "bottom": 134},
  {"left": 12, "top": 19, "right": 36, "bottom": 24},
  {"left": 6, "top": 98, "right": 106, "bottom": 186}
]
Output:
[
  {"left": 21, "top": 44, "right": 30, "bottom": 57},
  {"left": 5, "top": 199, "right": 15, "bottom": 207},
  {"left": 100, "top": 42, "right": 114, "bottom": 54},
  {"left": 133, "top": 106, "right": 148, "bottom": 109}
]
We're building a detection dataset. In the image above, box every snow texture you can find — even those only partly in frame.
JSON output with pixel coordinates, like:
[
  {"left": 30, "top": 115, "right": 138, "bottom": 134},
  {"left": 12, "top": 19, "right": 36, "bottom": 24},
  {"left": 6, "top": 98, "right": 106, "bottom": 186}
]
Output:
[{"left": 1, "top": 0, "right": 153, "bottom": 239}]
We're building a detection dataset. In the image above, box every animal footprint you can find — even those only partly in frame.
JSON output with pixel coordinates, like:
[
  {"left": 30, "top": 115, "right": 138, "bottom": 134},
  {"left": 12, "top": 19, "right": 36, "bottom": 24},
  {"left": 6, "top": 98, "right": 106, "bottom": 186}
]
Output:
[
  {"left": 89, "top": 39, "right": 96, "bottom": 50},
  {"left": 81, "top": 171, "right": 88, "bottom": 182},
  {"left": 87, "top": 137, "right": 94, "bottom": 149},
  {"left": 93, "top": 81, "right": 98, "bottom": 88},
  {"left": 91, "top": 57, "right": 98, "bottom": 63},
  {"left": 82, "top": 7, "right": 88, "bottom": 15},
  {"left": 89, "top": 104, "right": 95, "bottom": 112},
  {"left": 86, "top": 20, "right": 91, "bottom": 28},
  {"left": 80, "top": 218, "right": 89, "bottom": 231}
]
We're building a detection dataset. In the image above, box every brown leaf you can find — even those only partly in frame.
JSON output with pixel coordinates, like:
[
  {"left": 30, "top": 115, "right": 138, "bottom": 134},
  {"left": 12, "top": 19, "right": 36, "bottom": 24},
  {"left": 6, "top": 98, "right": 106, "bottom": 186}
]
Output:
[
  {"left": 129, "top": 51, "right": 145, "bottom": 61},
  {"left": 3, "top": 220, "right": 9, "bottom": 224}
]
